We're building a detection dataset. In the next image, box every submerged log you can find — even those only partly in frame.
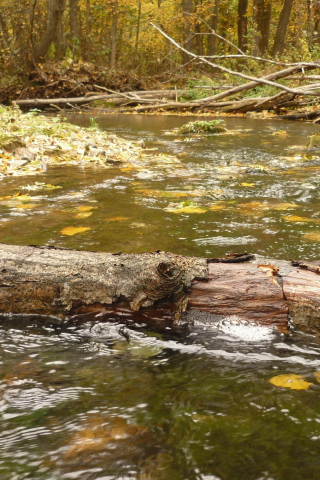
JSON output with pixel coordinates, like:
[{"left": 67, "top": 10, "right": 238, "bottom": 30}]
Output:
[{"left": 0, "top": 243, "right": 319, "bottom": 334}]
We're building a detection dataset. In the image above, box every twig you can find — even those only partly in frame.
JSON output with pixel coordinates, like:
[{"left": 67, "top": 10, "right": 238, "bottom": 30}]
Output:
[{"left": 93, "top": 85, "right": 141, "bottom": 100}]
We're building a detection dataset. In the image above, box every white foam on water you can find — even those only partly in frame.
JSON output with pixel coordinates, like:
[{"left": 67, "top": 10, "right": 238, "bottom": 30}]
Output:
[
  {"left": 193, "top": 235, "right": 257, "bottom": 246},
  {"left": 216, "top": 317, "right": 276, "bottom": 342}
]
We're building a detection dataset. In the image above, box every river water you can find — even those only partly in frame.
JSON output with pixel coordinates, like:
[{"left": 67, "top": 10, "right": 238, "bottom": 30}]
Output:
[{"left": 0, "top": 114, "right": 320, "bottom": 480}]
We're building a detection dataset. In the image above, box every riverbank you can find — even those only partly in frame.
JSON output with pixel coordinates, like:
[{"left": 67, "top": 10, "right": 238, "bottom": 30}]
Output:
[
  {"left": 0, "top": 105, "right": 159, "bottom": 179},
  {"left": 1, "top": 62, "right": 320, "bottom": 122}
]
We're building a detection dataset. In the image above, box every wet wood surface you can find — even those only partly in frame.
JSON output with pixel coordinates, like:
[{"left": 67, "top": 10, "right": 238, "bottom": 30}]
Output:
[
  {"left": 188, "top": 263, "right": 288, "bottom": 330},
  {"left": 0, "top": 243, "right": 320, "bottom": 334},
  {"left": 283, "top": 263, "right": 320, "bottom": 334}
]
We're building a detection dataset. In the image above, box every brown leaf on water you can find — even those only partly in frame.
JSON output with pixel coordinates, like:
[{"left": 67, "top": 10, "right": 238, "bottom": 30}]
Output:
[
  {"left": 269, "top": 374, "right": 313, "bottom": 390},
  {"left": 63, "top": 415, "right": 152, "bottom": 460},
  {"left": 272, "top": 130, "right": 288, "bottom": 136},
  {"left": 60, "top": 226, "right": 91, "bottom": 236}
]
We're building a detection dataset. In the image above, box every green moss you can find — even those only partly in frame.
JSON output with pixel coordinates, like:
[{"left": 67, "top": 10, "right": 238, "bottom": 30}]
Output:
[{"left": 177, "top": 120, "right": 227, "bottom": 134}]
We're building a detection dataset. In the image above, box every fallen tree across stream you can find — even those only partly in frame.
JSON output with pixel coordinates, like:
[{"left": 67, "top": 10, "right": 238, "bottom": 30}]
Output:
[
  {"left": 8, "top": 27, "right": 320, "bottom": 119},
  {"left": 1, "top": 243, "right": 319, "bottom": 335}
]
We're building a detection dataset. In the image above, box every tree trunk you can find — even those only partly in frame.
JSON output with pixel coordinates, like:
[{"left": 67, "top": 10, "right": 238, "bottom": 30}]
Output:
[
  {"left": 69, "top": 0, "right": 80, "bottom": 50},
  {"left": 238, "top": 0, "right": 248, "bottom": 52},
  {"left": 134, "top": 1, "right": 142, "bottom": 59},
  {"left": 307, "top": 0, "right": 312, "bottom": 50},
  {"left": 0, "top": 8, "right": 15, "bottom": 68},
  {"left": 33, "top": 0, "right": 67, "bottom": 63},
  {"left": 253, "top": 0, "right": 271, "bottom": 55},
  {"left": 195, "top": 21, "right": 203, "bottom": 56},
  {"left": 314, "top": 0, "right": 320, "bottom": 45},
  {"left": 84, "top": 0, "right": 91, "bottom": 59},
  {"left": 208, "top": 1, "right": 219, "bottom": 55},
  {"left": 272, "top": 0, "right": 294, "bottom": 57},
  {"left": 1, "top": 243, "right": 320, "bottom": 335},
  {"left": 110, "top": 0, "right": 118, "bottom": 69},
  {"left": 182, "top": 0, "right": 194, "bottom": 63}
]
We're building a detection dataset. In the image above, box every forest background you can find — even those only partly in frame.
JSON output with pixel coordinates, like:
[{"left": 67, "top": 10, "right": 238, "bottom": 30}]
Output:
[{"left": 0, "top": 0, "right": 320, "bottom": 95}]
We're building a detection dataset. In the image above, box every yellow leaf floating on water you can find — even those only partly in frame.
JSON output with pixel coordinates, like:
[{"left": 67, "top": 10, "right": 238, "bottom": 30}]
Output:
[
  {"left": 75, "top": 212, "right": 92, "bottom": 219},
  {"left": 209, "top": 204, "right": 225, "bottom": 211},
  {"left": 166, "top": 206, "right": 207, "bottom": 214},
  {"left": 45, "top": 184, "right": 62, "bottom": 189},
  {"left": 269, "top": 374, "right": 313, "bottom": 390},
  {"left": 313, "top": 372, "right": 320, "bottom": 382},
  {"left": 60, "top": 226, "right": 91, "bottom": 236},
  {"left": 271, "top": 202, "right": 297, "bottom": 210},
  {"left": 77, "top": 206, "right": 94, "bottom": 212},
  {"left": 162, "top": 191, "right": 190, "bottom": 198},
  {"left": 15, "top": 204, "right": 37, "bottom": 209},
  {"left": 283, "top": 215, "right": 320, "bottom": 224},
  {"left": 14, "top": 194, "right": 32, "bottom": 201},
  {"left": 241, "top": 183, "right": 255, "bottom": 187},
  {"left": 106, "top": 216, "right": 130, "bottom": 222},
  {"left": 303, "top": 232, "right": 320, "bottom": 242}
]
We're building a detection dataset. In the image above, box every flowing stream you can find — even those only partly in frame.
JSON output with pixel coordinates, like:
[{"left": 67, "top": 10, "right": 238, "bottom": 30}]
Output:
[{"left": 0, "top": 114, "right": 320, "bottom": 480}]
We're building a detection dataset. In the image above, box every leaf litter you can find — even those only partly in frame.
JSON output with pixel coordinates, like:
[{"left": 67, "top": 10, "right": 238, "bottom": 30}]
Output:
[{"left": 0, "top": 105, "right": 178, "bottom": 179}]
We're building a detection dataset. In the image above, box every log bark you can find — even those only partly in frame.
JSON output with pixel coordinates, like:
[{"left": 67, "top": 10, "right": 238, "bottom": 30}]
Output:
[
  {"left": 14, "top": 90, "right": 189, "bottom": 108},
  {"left": 1, "top": 243, "right": 320, "bottom": 335},
  {"left": 284, "top": 261, "right": 320, "bottom": 335}
]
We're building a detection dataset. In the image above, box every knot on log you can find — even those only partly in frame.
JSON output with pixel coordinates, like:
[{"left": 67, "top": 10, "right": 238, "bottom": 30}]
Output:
[
  {"left": 130, "top": 261, "right": 186, "bottom": 317},
  {"left": 157, "top": 261, "right": 179, "bottom": 278}
]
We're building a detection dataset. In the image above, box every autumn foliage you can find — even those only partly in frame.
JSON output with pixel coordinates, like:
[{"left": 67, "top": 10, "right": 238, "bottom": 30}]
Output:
[{"left": 0, "top": 0, "right": 319, "bottom": 78}]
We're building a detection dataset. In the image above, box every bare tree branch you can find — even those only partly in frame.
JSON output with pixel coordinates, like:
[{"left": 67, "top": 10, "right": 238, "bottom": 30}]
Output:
[{"left": 150, "top": 22, "right": 320, "bottom": 101}]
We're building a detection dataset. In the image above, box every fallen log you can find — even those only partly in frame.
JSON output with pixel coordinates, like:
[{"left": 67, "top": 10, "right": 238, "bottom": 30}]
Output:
[
  {"left": 1, "top": 243, "right": 319, "bottom": 334},
  {"left": 280, "top": 110, "right": 320, "bottom": 120},
  {"left": 14, "top": 90, "right": 189, "bottom": 108},
  {"left": 123, "top": 97, "right": 269, "bottom": 113},
  {"left": 191, "top": 66, "right": 303, "bottom": 104}
]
